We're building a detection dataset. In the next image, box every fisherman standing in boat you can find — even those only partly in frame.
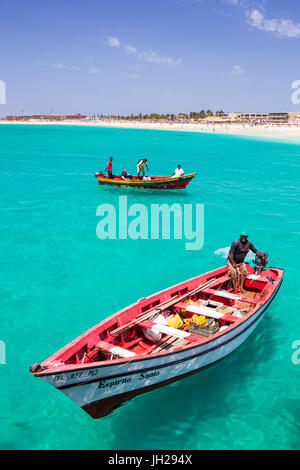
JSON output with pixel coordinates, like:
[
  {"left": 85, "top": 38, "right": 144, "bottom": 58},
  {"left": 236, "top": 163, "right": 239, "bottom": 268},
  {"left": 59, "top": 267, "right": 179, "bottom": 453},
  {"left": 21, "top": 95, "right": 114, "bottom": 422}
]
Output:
[
  {"left": 104, "top": 156, "right": 113, "bottom": 179},
  {"left": 137, "top": 158, "right": 149, "bottom": 178},
  {"left": 227, "top": 232, "right": 266, "bottom": 294}
]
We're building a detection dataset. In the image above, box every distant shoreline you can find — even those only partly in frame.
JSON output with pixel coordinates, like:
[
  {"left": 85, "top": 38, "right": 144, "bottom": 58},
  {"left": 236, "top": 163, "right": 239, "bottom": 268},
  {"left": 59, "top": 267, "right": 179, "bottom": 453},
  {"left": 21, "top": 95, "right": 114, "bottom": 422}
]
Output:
[{"left": 1, "top": 119, "right": 300, "bottom": 143}]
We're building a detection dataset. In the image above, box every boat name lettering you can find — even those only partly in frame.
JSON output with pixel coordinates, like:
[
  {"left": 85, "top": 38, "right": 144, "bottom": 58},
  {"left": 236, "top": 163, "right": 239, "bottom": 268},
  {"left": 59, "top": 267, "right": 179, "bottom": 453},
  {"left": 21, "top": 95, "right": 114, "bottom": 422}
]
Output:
[
  {"left": 54, "top": 369, "right": 98, "bottom": 384},
  {"left": 98, "top": 377, "right": 132, "bottom": 389},
  {"left": 139, "top": 371, "right": 160, "bottom": 380},
  {"left": 70, "top": 370, "right": 99, "bottom": 379},
  {"left": 54, "top": 375, "right": 67, "bottom": 383}
]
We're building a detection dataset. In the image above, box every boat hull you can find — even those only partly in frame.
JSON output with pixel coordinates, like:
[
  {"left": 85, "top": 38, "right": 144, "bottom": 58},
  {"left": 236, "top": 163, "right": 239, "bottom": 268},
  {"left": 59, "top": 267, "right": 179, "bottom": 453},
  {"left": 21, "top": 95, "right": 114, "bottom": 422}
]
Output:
[
  {"left": 94, "top": 173, "right": 197, "bottom": 189},
  {"left": 40, "top": 279, "right": 282, "bottom": 418}
]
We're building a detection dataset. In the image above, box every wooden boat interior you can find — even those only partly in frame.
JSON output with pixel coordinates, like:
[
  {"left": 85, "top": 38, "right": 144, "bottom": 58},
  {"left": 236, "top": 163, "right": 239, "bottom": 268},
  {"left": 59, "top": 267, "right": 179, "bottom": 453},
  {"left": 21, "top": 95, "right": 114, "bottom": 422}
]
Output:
[{"left": 42, "top": 266, "right": 282, "bottom": 372}]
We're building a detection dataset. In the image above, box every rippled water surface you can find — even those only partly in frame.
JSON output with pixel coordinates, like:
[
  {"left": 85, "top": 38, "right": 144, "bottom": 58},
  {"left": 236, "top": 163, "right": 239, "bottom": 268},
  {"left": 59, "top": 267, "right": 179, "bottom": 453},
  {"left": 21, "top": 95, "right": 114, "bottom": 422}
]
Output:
[{"left": 0, "top": 124, "right": 299, "bottom": 449}]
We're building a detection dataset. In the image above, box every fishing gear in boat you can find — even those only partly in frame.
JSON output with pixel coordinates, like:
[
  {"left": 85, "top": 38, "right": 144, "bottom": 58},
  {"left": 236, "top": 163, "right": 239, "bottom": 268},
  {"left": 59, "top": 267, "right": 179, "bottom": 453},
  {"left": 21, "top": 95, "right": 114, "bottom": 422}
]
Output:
[{"left": 29, "top": 264, "right": 284, "bottom": 419}]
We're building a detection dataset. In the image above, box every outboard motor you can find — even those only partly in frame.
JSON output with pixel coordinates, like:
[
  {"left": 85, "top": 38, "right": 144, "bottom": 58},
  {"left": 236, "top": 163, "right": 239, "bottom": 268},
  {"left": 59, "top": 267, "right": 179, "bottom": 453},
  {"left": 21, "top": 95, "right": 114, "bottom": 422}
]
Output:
[{"left": 254, "top": 251, "right": 268, "bottom": 275}]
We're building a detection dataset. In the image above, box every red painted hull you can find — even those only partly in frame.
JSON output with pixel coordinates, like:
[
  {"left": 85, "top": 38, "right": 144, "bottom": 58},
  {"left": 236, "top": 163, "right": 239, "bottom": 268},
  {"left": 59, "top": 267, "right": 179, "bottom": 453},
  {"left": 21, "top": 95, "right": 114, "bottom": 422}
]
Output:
[
  {"left": 94, "top": 172, "right": 197, "bottom": 189},
  {"left": 30, "top": 264, "right": 284, "bottom": 419},
  {"left": 82, "top": 357, "right": 223, "bottom": 418}
]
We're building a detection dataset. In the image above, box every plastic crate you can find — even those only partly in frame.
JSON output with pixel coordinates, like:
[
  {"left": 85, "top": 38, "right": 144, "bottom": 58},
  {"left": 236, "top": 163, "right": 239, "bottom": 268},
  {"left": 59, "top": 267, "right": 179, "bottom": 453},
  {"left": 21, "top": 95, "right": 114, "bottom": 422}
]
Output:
[{"left": 189, "top": 321, "right": 219, "bottom": 337}]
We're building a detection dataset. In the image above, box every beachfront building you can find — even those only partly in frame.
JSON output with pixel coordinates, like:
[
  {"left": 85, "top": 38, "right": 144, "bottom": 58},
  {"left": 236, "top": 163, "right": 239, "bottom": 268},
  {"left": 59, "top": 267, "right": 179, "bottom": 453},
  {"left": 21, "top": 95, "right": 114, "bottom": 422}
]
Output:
[
  {"left": 289, "top": 113, "right": 300, "bottom": 124},
  {"left": 235, "top": 113, "right": 268, "bottom": 123},
  {"left": 267, "top": 112, "right": 289, "bottom": 123},
  {"left": 229, "top": 112, "right": 289, "bottom": 124}
]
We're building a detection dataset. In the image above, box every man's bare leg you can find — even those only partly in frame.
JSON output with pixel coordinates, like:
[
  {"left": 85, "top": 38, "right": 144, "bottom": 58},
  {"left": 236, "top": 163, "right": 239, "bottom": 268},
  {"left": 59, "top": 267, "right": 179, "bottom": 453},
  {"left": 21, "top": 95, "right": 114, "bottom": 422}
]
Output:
[
  {"left": 240, "top": 274, "right": 247, "bottom": 294},
  {"left": 232, "top": 273, "right": 239, "bottom": 293},
  {"left": 227, "top": 261, "right": 239, "bottom": 293}
]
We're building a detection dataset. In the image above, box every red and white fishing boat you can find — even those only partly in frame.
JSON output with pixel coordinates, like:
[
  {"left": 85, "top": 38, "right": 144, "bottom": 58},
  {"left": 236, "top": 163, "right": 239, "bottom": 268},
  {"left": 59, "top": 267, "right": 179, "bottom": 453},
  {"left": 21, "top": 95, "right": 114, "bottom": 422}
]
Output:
[
  {"left": 30, "top": 264, "right": 284, "bottom": 419},
  {"left": 94, "top": 172, "right": 197, "bottom": 189}
]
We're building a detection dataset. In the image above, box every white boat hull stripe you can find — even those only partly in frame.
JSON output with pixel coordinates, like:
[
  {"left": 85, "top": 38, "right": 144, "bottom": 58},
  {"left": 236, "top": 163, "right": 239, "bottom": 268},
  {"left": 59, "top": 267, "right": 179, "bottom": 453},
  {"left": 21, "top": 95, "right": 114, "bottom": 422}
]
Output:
[{"left": 49, "top": 282, "right": 281, "bottom": 400}]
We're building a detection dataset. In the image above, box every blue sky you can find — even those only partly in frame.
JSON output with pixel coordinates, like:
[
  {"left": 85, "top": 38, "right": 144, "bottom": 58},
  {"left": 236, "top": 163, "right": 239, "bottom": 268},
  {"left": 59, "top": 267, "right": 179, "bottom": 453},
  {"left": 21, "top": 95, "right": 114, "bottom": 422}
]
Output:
[{"left": 1, "top": 0, "right": 300, "bottom": 115}]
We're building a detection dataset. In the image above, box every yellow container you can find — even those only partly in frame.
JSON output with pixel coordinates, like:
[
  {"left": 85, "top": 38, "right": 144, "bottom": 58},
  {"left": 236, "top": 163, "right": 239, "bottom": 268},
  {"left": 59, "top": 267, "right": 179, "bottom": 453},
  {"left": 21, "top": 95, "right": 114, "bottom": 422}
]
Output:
[
  {"left": 181, "top": 299, "right": 194, "bottom": 316},
  {"left": 191, "top": 314, "right": 208, "bottom": 326},
  {"left": 167, "top": 313, "right": 184, "bottom": 329},
  {"left": 198, "top": 315, "right": 208, "bottom": 325}
]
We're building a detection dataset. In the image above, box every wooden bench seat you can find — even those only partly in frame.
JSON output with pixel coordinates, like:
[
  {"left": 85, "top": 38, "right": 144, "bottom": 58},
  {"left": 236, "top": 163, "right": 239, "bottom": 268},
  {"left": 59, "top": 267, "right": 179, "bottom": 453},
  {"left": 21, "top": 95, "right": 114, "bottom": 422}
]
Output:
[
  {"left": 94, "top": 341, "right": 136, "bottom": 358},
  {"left": 139, "top": 320, "right": 204, "bottom": 343},
  {"left": 184, "top": 305, "right": 239, "bottom": 323},
  {"left": 174, "top": 302, "right": 239, "bottom": 323},
  {"left": 200, "top": 288, "right": 259, "bottom": 305}
]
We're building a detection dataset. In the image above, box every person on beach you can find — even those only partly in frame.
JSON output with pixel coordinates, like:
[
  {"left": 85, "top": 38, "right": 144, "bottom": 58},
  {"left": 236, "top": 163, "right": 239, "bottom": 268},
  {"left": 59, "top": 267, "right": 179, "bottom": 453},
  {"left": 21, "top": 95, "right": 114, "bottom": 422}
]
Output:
[
  {"left": 171, "top": 165, "right": 184, "bottom": 178},
  {"left": 104, "top": 157, "right": 113, "bottom": 178},
  {"left": 137, "top": 158, "right": 149, "bottom": 178},
  {"left": 227, "top": 232, "right": 266, "bottom": 294}
]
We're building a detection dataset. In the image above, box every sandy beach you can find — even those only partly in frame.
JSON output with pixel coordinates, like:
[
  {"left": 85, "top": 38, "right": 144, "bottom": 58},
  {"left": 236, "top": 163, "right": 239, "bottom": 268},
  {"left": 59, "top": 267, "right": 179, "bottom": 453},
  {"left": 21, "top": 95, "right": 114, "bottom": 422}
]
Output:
[{"left": 1, "top": 119, "right": 300, "bottom": 143}]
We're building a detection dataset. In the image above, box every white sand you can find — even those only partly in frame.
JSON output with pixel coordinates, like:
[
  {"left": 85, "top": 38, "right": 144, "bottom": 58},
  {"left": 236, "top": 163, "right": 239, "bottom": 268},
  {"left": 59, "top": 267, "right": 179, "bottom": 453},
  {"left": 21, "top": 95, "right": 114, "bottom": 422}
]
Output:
[{"left": 1, "top": 119, "right": 300, "bottom": 143}]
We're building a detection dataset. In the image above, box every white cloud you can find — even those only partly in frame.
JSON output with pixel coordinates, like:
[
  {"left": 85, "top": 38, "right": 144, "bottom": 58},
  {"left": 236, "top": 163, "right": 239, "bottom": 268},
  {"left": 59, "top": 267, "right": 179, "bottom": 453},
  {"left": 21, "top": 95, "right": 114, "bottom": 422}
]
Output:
[
  {"left": 106, "top": 36, "right": 182, "bottom": 66},
  {"left": 138, "top": 50, "right": 182, "bottom": 65},
  {"left": 106, "top": 36, "right": 120, "bottom": 47},
  {"left": 126, "top": 73, "right": 141, "bottom": 79},
  {"left": 47, "top": 63, "right": 80, "bottom": 71},
  {"left": 89, "top": 67, "right": 101, "bottom": 74},
  {"left": 225, "top": 0, "right": 266, "bottom": 8},
  {"left": 227, "top": 1, "right": 300, "bottom": 39},
  {"left": 232, "top": 64, "right": 244, "bottom": 76},
  {"left": 124, "top": 44, "right": 137, "bottom": 54},
  {"left": 247, "top": 9, "right": 300, "bottom": 38}
]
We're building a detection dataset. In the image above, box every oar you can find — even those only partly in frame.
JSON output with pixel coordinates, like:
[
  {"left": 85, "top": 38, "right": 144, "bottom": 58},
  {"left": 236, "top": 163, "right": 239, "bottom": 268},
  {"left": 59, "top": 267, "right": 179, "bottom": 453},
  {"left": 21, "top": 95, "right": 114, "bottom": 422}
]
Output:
[{"left": 110, "top": 278, "right": 216, "bottom": 336}]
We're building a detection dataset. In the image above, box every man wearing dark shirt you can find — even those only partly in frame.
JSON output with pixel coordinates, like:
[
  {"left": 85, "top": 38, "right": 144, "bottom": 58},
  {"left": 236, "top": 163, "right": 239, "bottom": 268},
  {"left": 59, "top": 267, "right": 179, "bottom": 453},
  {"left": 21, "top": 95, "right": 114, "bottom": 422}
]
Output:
[
  {"left": 121, "top": 168, "right": 130, "bottom": 180},
  {"left": 227, "top": 232, "right": 265, "bottom": 293}
]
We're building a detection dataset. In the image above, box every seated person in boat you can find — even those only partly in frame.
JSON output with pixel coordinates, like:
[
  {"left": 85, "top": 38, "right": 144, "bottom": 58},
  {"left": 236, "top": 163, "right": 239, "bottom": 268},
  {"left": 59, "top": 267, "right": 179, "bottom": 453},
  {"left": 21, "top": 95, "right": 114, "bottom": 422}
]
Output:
[
  {"left": 121, "top": 168, "right": 132, "bottom": 180},
  {"left": 137, "top": 158, "right": 149, "bottom": 178},
  {"left": 227, "top": 232, "right": 266, "bottom": 293},
  {"left": 171, "top": 165, "right": 184, "bottom": 178},
  {"left": 104, "top": 156, "right": 113, "bottom": 178}
]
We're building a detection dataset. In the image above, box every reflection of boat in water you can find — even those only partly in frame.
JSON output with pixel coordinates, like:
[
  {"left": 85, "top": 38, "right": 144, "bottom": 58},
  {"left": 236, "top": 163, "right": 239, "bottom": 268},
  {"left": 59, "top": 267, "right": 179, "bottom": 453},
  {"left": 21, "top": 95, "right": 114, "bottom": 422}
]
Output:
[
  {"left": 30, "top": 264, "right": 284, "bottom": 419},
  {"left": 94, "top": 172, "right": 197, "bottom": 189}
]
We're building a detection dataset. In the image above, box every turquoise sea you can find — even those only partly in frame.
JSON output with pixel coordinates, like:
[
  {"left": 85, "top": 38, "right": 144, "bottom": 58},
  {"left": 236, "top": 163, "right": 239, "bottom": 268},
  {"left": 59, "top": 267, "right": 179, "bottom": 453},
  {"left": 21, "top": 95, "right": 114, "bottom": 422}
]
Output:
[{"left": 0, "top": 124, "right": 299, "bottom": 450}]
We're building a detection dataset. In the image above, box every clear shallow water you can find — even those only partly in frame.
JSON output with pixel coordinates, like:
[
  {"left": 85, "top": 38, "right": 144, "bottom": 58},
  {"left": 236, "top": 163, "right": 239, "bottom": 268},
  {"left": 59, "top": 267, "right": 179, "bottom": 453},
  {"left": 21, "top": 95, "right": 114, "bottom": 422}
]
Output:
[{"left": 0, "top": 124, "right": 299, "bottom": 450}]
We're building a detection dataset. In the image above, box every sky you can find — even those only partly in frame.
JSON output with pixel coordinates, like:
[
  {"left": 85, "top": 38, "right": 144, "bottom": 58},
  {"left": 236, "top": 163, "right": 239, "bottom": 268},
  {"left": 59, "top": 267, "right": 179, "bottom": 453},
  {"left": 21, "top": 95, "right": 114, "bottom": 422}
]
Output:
[{"left": 1, "top": 0, "right": 300, "bottom": 115}]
